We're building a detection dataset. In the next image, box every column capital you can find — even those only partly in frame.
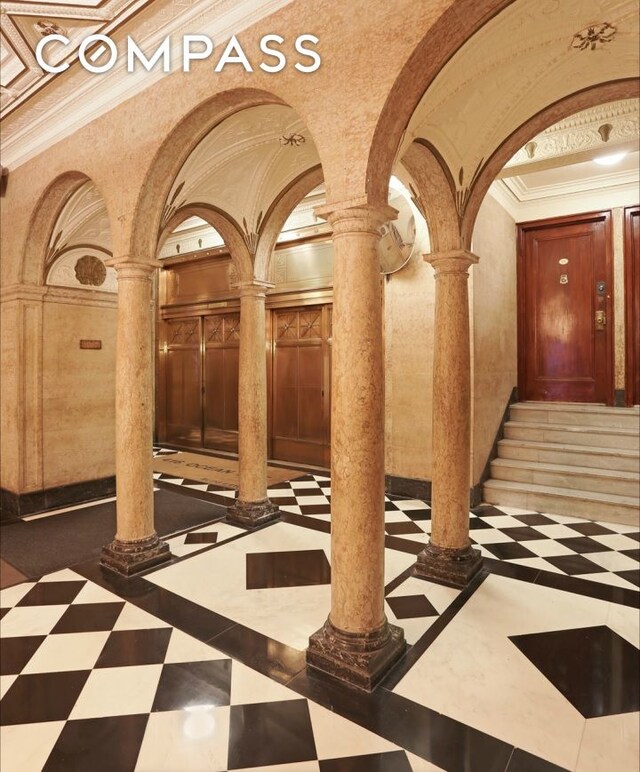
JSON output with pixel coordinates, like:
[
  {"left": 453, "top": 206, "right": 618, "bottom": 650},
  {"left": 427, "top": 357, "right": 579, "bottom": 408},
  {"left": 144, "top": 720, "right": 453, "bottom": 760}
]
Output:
[
  {"left": 423, "top": 249, "right": 479, "bottom": 275},
  {"left": 106, "top": 257, "right": 161, "bottom": 278},
  {"left": 235, "top": 279, "right": 274, "bottom": 298},
  {"left": 314, "top": 203, "right": 398, "bottom": 236}
]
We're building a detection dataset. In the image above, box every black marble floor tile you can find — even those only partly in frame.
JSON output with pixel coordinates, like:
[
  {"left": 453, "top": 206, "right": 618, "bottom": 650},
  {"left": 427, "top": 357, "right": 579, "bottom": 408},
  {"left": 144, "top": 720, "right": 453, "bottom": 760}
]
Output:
[
  {"left": 385, "top": 521, "right": 424, "bottom": 536},
  {"left": 293, "top": 488, "right": 328, "bottom": 497},
  {"left": 0, "top": 608, "right": 9, "bottom": 620},
  {"left": 501, "top": 526, "right": 548, "bottom": 542},
  {"left": 483, "top": 542, "right": 537, "bottom": 560},
  {"left": 626, "top": 532, "right": 640, "bottom": 542},
  {"left": 0, "top": 634, "right": 45, "bottom": 675},
  {"left": 0, "top": 670, "right": 91, "bottom": 725},
  {"left": 95, "top": 627, "right": 172, "bottom": 668},
  {"left": 227, "top": 699, "right": 317, "bottom": 769},
  {"left": 565, "top": 521, "right": 615, "bottom": 536},
  {"left": 50, "top": 602, "right": 125, "bottom": 634},
  {"left": 208, "top": 622, "right": 305, "bottom": 684},
  {"left": 621, "top": 548, "right": 640, "bottom": 561},
  {"left": 483, "top": 558, "right": 541, "bottom": 584},
  {"left": 281, "top": 510, "right": 332, "bottom": 534},
  {"left": 16, "top": 581, "right": 86, "bottom": 607},
  {"left": 616, "top": 569, "right": 640, "bottom": 588},
  {"left": 469, "top": 517, "right": 494, "bottom": 530},
  {"left": 383, "top": 536, "right": 423, "bottom": 555},
  {"left": 386, "top": 594, "right": 438, "bottom": 619},
  {"left": 246, "top": 549, "right": 331, "bottom": 589},
  {"left": 298, "top": 504, "right": 332, "bottom": 515},
  {"left": 543, "top": 554, "right": 605, "bottom": 575},
  {"left": 402, "top": 509, "right": 431, "bottom": 522},
  {"left": 533, "top": 568, "right": 640, "bottom": 608},
  {"left": 267, "top": 496, "right": 298, "bottom": 506},
  {"left": 151, "top": 659, "right": 232, "bottom": 712},
  {"left": 184, "top": 531, "right": 218, "bottom": 545},
  {"left": 514, "top": 514, "right": 557, "bottom": 527},
  {"left": 555, "top": 536, "right": 608, "bottom": 554},
  {"left": 319, "top": 750, "right": 412, "bottom": 771},
  {"left": 42, "top": 714, "right": 149, "bottom": 772},
  {"left": 506, "top": 748, "right": 571, "bottom": 771},
  {"left": 510, "top": 625, "right": 639, "bottom": 718},
  {"left": 472, "top": 505, "right": 508, "bottom": 518}
]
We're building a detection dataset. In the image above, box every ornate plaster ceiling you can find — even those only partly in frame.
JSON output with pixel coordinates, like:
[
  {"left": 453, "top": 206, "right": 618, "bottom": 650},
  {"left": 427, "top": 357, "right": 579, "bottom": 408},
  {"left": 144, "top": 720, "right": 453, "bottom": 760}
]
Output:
[
  {"left": 404, "top": 0, "right": 639, "bottom": 208},
  {"left": 163, "top": 103, "right": 321, "bottom": 244}
]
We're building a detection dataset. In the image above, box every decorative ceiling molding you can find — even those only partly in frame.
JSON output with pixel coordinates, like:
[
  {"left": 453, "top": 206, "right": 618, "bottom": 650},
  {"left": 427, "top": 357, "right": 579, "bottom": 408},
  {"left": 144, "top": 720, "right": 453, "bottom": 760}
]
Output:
[{"left": 0, "top": 0, "right": 295, "bottom": 169}]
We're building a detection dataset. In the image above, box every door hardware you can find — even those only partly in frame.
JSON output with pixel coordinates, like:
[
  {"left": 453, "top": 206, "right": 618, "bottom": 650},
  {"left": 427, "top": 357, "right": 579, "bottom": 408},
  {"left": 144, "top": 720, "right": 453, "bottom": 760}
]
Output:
[{"left": 595, "top": 310, "right": 606, "bottom": 330}]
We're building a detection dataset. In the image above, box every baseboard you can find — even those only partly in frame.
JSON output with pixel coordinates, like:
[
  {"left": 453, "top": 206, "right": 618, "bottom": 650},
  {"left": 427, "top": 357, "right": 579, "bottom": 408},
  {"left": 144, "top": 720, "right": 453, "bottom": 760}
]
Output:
[
  {"left": 385, "top": 474, "right": 431, "bottom": 501},
  {"left": 615, "top": 389, "right": 626, "bottom": 407},
  {"left": 0, "top": 476, "right": 116, "bottom": 520}
]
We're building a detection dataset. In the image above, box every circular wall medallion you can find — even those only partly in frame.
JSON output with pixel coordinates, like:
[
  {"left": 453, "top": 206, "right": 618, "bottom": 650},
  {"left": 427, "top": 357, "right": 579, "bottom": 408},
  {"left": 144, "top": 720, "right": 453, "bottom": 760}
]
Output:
[{"left": 74, "top": 255, "right": 107, "bottom": 286}]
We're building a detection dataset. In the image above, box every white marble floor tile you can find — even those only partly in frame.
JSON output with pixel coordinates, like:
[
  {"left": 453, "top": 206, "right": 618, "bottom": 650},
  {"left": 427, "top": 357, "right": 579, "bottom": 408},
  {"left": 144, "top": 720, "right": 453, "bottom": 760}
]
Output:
[
  {"left": 164, "top": 629, "right": 228, "bottom": 664},
  {"left": 519, "top": 539, "right": 576, "bottom": 558},
  {"left": 39, "top": 569, "right": 83, "bottom": 583},
  {"left": 70, "top": 664, "right": 162, "bottom": 720},
  {"left": 491, "top": 505, "right": 538, "bottom": 516},
  {"left": 0, "top": 675, "right": 18, "bottom": 700},
  {"left": 405, "top": 751, "right": 447, "bottom": 771},
  {"left": 233, "top": 763, "right": 320, "bottom": 772},
  {"left": 0, "top": 721, "right": 65, "bottom": 772},
  {"left": 71, "top": 582, "right": 122, "bottom": 605},
  {"left": 183, "top": 483, "right": 210, "bottom": 492},
  {"left": 22, "top": 631, "right": 110, "bottom": 674},
  {"left": 289, "top": 481, "right": 322, "bottom": 489},
  {"left": 530, "top": 523, "right": 587, "bottom": 539},
  {"left": 0, "top": 582, "right": 36, "bottom": 608},
  {"left": 112, "top": 603, "right": 172, "bottom": 631},
  {"left": 1, "top": 605, "right": 68, "bottom": 637},
  {"left": 135, "top": 706, "right": 231, "bottom": 772},
  {"left": 575, "top": 713, "right": 640, "bottom": 772},
  {"left": 466, "top": 528, "right": 514, "bottom": 545},
  {"left": 578, "top": 572, "right": 639, "bottom": 591},
  {"left": 279, "top": 505, "right": 302, "bottom": 514},
  {"left": 584, "top": 551, "right": 639, "bottom": 572},
  {"left": 393, "top": 500, "right": 431, "bottom": 511},
  {"left": 393, "top": 574, "right": 639, "bottom": 770},
  {"left": 600, "top": 521, "right": 640, "bottom": 534},
  {"left": 590, "top": 533, "right": 640, "bottom": 551},
  {"left": 229, "top": 661, "right": 295, "bottom": 705},
  {"left": 307, "top": 700, "right": 399, "bottom": 759},
  {"left": 508, "top": 557, "right": 564, "bottom": 573}
]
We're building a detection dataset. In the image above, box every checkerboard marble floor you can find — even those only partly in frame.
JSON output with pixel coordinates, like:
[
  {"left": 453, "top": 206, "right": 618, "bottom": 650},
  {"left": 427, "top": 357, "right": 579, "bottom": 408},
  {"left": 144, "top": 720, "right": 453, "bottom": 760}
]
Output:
[{"left": 0, "top": 450, "right": 637, "bottom": 771}]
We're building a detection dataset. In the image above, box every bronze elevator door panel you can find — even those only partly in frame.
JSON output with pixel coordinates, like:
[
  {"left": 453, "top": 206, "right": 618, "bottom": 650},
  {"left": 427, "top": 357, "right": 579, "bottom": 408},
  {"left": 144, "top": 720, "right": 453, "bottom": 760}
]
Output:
[
  {"left": 163, "top": 318, "right": 202, "bottom": 446},
  {"left": 272, "top": 306, "right": 331, "bottom": 466},
  {"left": 204, "top": 314, "right": 240, "bottom": 452},
  {"left": 518, "top": 213, "right": 613, "bottom": 403}
]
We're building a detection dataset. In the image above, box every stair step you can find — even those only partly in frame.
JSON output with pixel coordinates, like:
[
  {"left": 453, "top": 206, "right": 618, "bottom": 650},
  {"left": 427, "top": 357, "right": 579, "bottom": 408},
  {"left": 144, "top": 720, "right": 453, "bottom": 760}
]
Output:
[
  {"left": 511, "top": 401, "right": 640, "bottom": 430},
  {"left": 482, "top": 479, "right": 640, "bottom": 526},
  {"left": 504, "top": 421, "right": 639, "bottom": 450},
  {"left": 497, "top": 439, "right": 640, "bottom": 473},
  {"left": 490, "top": 458, "right": 640, "bottom": 497}
]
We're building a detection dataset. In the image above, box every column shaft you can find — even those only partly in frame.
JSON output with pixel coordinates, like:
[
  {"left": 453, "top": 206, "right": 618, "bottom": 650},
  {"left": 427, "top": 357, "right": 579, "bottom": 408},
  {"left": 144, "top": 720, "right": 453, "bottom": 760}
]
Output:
[
  {"left": 306, "top": 204, "right": 405, "bottom": 691},
  {"left": 101, "top": 260, "right": 170, "bottom": 575},
  {"left": 415, "top": 251, "right": 482, "bottom": 587}
]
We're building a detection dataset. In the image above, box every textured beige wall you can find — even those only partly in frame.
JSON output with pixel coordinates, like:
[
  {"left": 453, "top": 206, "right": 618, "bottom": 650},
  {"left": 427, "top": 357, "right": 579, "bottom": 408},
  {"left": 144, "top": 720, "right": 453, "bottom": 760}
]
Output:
[
  {"left": 470, "top": 193, "right": 518, "bottom": 484},
  {"left": 42, "top": 298, "right": 116, "bottom": 489},
  {"left": 384, "top": 251, "right": 435, "bottom": 481}
]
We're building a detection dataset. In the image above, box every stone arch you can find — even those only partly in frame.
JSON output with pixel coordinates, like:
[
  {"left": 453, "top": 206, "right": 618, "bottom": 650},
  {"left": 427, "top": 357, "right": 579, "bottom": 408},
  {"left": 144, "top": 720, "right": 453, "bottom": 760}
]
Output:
[
  {"left": 128, "top": 87, "right": 323, "bottom": 267},
  {"left": 21, "top": 171, "right": 111, "bottom": 286},
  {"left": 365, "top": 0, "right": 513, "bottom": 208},
  {"left": 461, "top": 79, "right": 640, "bottom": 247},
  {"left": 253, "top": 165, "right": 324, "bottom": 282},
  {"left": 159, "top": 204, "right": 254, "bottom": 282}
]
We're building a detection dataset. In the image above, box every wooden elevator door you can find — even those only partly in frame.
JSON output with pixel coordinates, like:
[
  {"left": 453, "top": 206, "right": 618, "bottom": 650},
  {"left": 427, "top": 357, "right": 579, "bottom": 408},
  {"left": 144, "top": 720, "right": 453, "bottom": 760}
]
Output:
[
  {"left": 271, "top": 305, "right": 331, "bottom": 466},
  {"left": 163, "top": 318, "right": 202, "bottom": 446},
  {"left": 518, "top": 212, "right": 614, "bottom": 403},
  {"left": 204, "top": 313, "right": 240, "bottom": 452}
]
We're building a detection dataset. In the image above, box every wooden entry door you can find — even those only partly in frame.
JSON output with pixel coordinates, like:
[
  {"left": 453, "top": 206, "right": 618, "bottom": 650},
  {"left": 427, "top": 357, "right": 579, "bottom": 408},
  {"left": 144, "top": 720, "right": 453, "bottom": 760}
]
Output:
[
  {"left": 271, "top": 305, "right": 331, "bottom": 466},
  {"left": 517, "top": 212, "right": 613, "bottom": 404},
  {"left": 625, "top": 206, "right": 640, "bottom": 405}
]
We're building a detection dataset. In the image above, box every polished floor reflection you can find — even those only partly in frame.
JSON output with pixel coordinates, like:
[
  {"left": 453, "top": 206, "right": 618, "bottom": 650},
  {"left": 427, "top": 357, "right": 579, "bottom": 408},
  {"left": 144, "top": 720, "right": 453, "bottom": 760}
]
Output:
[{"left": 0, "top": 460, "right": 638, "bottom": 771}]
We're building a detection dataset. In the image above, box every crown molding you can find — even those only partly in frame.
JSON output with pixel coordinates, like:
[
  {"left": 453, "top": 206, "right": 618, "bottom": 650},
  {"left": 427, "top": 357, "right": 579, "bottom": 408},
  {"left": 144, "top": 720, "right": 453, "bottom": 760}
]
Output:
[{"left": 0, "top": 0, "right": 294, "bottom": 170}]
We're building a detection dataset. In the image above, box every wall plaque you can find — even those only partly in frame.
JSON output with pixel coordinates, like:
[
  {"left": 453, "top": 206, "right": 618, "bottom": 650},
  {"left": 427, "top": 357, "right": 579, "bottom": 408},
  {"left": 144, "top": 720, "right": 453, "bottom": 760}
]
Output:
[{"left": 80, "top": 339, "right": 102, "bottom": 349}]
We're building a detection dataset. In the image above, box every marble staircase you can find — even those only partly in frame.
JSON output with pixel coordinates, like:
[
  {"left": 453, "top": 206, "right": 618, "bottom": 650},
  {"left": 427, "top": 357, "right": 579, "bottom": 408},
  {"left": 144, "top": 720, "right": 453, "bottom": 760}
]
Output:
[{"left": 483, "top": 402, "right": 640, "bottom": 525}]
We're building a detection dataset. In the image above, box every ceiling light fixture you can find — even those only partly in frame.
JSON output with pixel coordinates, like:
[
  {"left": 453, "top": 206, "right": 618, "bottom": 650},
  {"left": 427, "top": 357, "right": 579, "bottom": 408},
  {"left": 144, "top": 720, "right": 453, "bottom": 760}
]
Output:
[{"left": 593, "top": 151, "right": 627, "bottom": 166}]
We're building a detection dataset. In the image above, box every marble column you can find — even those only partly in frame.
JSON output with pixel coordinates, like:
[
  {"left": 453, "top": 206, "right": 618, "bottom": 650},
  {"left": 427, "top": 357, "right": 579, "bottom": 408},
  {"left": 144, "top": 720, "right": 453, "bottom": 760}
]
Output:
[
  {"left": 226, "top": 280, "right": 279, "bottom": 528},
  {"left": 415, "top": 250, "right": 482, "bottom": 587},
  {"left": 306, "top": 204, "right": 405, "bottom": 692},
  {"left": 101, "top": 259, "right": 170, "bottom": 575}
]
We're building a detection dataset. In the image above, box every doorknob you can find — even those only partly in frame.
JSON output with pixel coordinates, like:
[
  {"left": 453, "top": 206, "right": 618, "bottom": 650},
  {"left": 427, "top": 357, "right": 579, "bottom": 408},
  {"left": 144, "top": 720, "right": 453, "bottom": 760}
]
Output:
[{"left": 595, "top": 310, "right": 606, "bottom": 330}]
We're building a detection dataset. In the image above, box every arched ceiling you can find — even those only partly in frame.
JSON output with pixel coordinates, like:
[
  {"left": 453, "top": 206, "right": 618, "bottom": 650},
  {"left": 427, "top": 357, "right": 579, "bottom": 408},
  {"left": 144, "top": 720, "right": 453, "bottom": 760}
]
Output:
[
  {"left": 402, "top": 0, "right": 639, "bottom": 209},
  {"left": 162, "top": 104, "right": 321, "bottom": 246},
  {"left": 46, "top": 180, "right": 111, "bottom": 265}
]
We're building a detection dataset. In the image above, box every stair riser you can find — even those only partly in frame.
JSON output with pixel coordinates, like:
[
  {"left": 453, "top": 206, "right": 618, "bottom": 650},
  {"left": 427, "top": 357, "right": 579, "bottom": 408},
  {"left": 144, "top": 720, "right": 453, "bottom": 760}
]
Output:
[
  {"left": 504, "top": 425, "right": 639, "bottom": 450},
  {"left": 490, "top": 463, "right": 639, "bottom": 497},
  {"left": 483, "top": 484, "right": 639, "bottom": 525},
  {"left": 511, "top": 406, "right": 639, "bottom": 429},
  {"left": 497, "top": 443, "right": 640, "bottom": 473}
]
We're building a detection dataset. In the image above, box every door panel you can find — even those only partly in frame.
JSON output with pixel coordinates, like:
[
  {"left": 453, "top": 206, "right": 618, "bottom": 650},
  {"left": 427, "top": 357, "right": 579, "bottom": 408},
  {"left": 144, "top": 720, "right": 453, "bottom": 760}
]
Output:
[
  {"left": 204, "top": 313, "right": 240, "bottom": 452},
  {"left": 163, "top": 318, "right": 202, "bottom": 446},
  {"left": 518, "top": 213, "right": 613, "bottom": 403},
  {"left": 271, "top": 306, "right": 331, "bottom": 466},
  {"left": 625, "top": 206, "right": 640, "bottom": 405}
]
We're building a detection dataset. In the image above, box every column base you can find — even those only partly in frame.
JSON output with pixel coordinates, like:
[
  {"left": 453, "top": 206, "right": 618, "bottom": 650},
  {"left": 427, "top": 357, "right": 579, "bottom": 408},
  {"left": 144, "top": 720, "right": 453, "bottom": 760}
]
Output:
[
  {"left": 414, "top": 542, "right": 483, "bottom": 588},
  {"left": 306, "top": 618, "right": 406, "bottom": 692},
  {"left": 226, "top": 498, "right": 280, "bottom": 529},
  {"left": 100, "top": 533, "right": 171, "bottom": 576}
]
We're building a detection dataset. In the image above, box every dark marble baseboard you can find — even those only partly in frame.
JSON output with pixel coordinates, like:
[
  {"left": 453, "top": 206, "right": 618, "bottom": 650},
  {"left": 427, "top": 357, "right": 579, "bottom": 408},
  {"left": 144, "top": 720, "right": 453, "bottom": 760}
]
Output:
[
  {"left": 0, "top": 476, "right": 116, "bottom": 521},
  {"left": 385, "top": 474, "right": 431, "bottom": 501}
]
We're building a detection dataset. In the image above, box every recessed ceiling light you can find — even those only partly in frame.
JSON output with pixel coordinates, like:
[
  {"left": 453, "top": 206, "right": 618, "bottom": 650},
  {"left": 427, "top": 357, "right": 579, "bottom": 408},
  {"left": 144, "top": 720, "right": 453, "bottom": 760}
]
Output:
[{"left": 594, "top": 151, "right": 627, "bottom": 166}]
